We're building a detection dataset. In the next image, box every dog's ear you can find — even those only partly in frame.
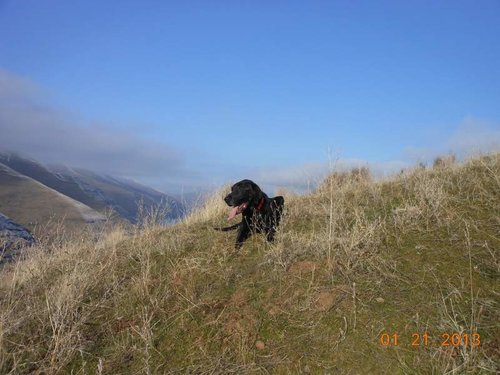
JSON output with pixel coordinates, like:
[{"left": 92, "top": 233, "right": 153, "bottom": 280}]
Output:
[
  {"left": 249, "top": 180, "right": 264, "bottom": 205},
  {"left": 273, "top": 196, "right": 285, "bottom": 206},
  {"left": 249, "top": 180, "right": 262, "bottom": 192}
]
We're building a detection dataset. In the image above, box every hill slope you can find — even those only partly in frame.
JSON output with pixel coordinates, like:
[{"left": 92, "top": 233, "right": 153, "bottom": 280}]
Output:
[
  {"left": 47, "top": 164, "right": 185, "bottom": 223},
  {"left": 0, "top": 162, "right": 105, "bottom": 231},
  {"left": 0, "top": 154, "right": 498, "bottom": 373},
  {"left": 0, "top": 152, "right": 184, "bottom": 224}
]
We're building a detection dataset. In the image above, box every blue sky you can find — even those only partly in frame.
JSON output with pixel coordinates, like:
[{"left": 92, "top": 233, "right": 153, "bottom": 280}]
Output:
[{"left": 1, "top": 1, "right": 499, "bottom": 194}]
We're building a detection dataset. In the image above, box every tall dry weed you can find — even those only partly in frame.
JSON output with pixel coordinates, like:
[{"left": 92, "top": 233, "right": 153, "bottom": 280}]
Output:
[
  {"left": 182, "top": 186, "right": 230, "bottom": 226},
  {"left": 0, "top": 216, "right": 130, "bottom": 373}
]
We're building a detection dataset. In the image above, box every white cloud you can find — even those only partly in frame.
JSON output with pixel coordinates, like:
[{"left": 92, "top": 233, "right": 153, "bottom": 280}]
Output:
[
  {"left": 2, "top": 69, "right": 498, "bottom": 196},
  {"left": 251, "top": 158, "right": 409, "bottom": 194},
  {"left": 405, "top": 117, "right": 500, "bottom": 163},
  {"left": 251, "top": 117, "right": 500, "bottom": 194},
  {"left": 448, "top": 117, "right": 500, "bottom": 157},
  {"left": 0, "top": 69, "right": 187, "bottom": 181},
  {"left": 0, "top": 69, "right": 41, "bottom": 100}
]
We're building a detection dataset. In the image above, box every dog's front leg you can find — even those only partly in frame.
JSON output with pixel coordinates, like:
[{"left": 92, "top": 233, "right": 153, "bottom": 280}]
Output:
[
  {"left": 266, "top": 228, "right": 276, "bottom": 242},
  {"left": 235, "top": 223, "right": 251, "bottom": 249}
]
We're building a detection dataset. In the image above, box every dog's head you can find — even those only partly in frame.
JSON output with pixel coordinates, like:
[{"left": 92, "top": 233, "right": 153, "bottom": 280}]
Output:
[{"left": 224, "top": 179, "right": 264, "bottom": 220}]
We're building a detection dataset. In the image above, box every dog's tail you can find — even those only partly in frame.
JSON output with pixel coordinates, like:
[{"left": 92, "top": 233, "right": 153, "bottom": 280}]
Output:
[{"left": 213, "top": 223, "right": 239, "bottom": 232}]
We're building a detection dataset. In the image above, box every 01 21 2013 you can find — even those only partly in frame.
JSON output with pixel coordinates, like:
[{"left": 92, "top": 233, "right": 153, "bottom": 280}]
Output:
[{"left": 379, "top": 332, "right": 480, "bottom": 347}]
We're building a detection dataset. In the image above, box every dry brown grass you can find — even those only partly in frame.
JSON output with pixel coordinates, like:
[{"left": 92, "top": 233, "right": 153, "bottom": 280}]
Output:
[
  {"left": 181, "top": 185, "right": 229, "bottom": 227},
  {"left": 0, "top": 153, "right": 499, "bottom": 374}
]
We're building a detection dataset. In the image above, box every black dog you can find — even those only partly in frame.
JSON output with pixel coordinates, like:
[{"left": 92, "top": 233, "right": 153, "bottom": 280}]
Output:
[{"left": 216, "top": 179, "right": 284, "bottom": 249}]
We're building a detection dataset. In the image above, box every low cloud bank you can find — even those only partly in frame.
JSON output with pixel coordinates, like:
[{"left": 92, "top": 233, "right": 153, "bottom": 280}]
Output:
[
  {"left": 252, "top": 158, "right": 409, "bottom": 194},
  {"left": 255, "top": 119, "right": 500, "bottom": 194},
  {"left": 0, "top": 69, "right": 185, "bottom": 180},
  {"left": 1, "top": 69, "right": 498, "bottom": 196},
  {"left": 405, "top": 118, "right": 500, "bottom": 163}
]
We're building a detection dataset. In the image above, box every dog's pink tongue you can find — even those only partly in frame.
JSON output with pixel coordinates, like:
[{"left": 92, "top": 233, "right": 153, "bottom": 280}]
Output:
[
  {"left": 228, "top": 203, "right": 247, "bottom": 221},
  {"left": 228, "top": 206, "right": 240, "bottom": 221}
]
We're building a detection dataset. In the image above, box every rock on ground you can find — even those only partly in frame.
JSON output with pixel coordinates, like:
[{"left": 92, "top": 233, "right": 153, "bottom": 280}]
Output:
[{"left": 0, "top": 212, "right": 36, "bottom": 264}]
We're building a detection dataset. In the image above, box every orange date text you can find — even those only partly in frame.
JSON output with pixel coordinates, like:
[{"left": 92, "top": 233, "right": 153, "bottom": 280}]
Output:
[{"left": 379, "top": 332, "right": 480, "bottom": 347}]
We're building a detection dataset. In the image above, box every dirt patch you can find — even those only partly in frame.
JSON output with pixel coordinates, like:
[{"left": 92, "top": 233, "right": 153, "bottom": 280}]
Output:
[
  {"left": 288, "top": 261, "right": 319, "bottom": 274},
  {"left": 316, "top": 291, "right": 336, "bottom": 311},
  {"left": 264, "top": 287, "right": 274, "bottom": 299},
  {"left": 220, "top": 288, "right": 258, "bottom": 343},
  {"left": 223, "top": 309, "right": 258, "bottom": 345},
  {"left": 171, "top": 269, "right": 191, "bottom": 288},
  {"left": 268, "top": 305, "right": 281, "bottom": 316},
  {"left": 112, "top": 318, "right": 139, "bottom": 333},
  {"left": 314, "top": 286, "right": 352, "bottom": 312},
  {"left": 200, "top": 299, "right": 225, "bottom": 317},
  {"left": 230, "top": 288, "right": 246, "bottom": 305},
  {"left": 255, "top": 340, "right": 265, "bottom": 350}
]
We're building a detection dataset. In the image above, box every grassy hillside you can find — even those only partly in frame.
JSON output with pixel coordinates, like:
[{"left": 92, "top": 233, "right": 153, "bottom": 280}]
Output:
[{"left": 0, "top": 154, "right": 498, "bottom": 374}]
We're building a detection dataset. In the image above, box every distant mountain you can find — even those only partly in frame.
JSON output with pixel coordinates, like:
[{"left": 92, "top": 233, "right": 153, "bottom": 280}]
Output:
[
  {"left": 0, "top": 162, "right": 105, "bottom": 231},
  {"left": 46, "top": 164, "right": 184, "bottom": 222},
  {"left": 0, "top": 152, "right": 184, "bottom": 225}
]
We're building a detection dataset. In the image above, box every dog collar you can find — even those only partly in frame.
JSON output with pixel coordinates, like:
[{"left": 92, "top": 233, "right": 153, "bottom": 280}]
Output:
[{"left": 255, "top": 197, "right": 265, "bottom": 211}]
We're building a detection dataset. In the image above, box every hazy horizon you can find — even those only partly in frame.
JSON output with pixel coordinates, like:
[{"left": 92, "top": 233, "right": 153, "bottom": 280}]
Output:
[{"left": 1, "top": 1, "right": 499, "bottom": 194}]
